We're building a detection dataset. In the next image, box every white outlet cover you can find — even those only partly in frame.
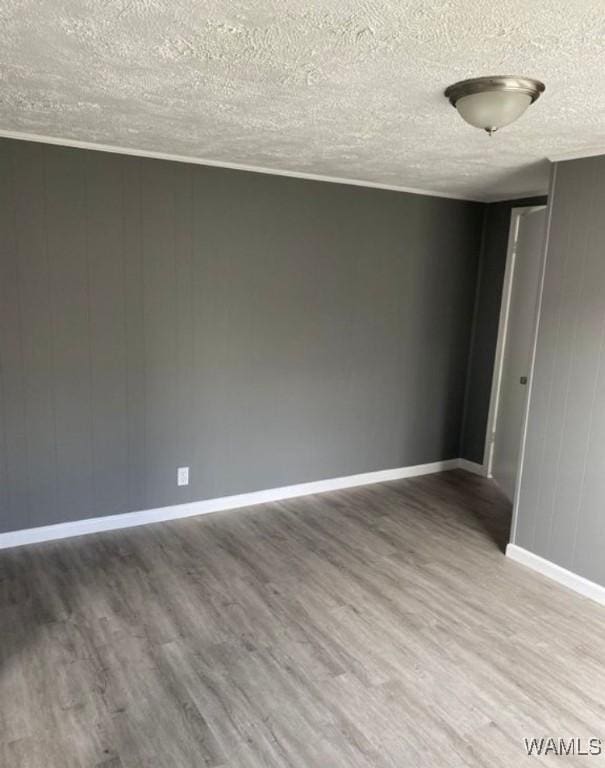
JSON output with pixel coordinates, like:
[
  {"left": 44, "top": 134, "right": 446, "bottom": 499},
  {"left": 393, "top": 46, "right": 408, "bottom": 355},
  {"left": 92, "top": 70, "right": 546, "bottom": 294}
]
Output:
[{"left": 177, "top": 467, "right": 189, "bottom": 486}]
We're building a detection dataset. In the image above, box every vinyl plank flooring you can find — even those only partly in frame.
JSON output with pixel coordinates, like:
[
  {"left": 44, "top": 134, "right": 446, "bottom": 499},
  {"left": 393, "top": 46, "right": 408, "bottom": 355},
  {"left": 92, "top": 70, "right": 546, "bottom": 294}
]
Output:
[{"left": 1, "top": 469, "right": 604, "bottom": 767}]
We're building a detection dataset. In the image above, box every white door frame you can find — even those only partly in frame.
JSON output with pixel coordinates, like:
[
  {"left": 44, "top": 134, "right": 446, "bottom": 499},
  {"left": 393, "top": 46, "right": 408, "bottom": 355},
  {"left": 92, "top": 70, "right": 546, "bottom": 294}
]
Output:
[{"left": 483, "top": 205, "right": 547, "bottom": 477}]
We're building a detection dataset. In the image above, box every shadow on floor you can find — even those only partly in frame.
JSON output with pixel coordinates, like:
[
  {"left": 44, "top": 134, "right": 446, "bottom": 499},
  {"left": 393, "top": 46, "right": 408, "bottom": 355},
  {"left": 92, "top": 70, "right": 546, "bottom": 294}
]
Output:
[{"left": 443, "top": 469, "right": 513, "bottom": 553}]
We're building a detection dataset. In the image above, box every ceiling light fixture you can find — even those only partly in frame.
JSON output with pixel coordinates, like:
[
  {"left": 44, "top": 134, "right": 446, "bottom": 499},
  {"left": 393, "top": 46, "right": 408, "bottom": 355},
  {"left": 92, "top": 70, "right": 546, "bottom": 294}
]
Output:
[{"left": 444, "top": 76, "right": 545, "bottom": 135}]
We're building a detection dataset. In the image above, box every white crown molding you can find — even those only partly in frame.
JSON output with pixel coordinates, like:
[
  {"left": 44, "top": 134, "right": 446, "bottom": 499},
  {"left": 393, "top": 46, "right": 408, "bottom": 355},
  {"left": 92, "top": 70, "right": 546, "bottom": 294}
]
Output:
[
  {"left": 483, "top": 188, "right": 549, "bottom": 204},
  {"left": 0, "top": 459, "right": 460, "bottom": 550},
  {"left": 506, "top": 543, "right": 605, "bottom": 608},
  {"left": 0, "top": 128, "right": 482, "bottom": 202},
  {"left": 547, "top": 147, "right": 605, "bottom": 163}
]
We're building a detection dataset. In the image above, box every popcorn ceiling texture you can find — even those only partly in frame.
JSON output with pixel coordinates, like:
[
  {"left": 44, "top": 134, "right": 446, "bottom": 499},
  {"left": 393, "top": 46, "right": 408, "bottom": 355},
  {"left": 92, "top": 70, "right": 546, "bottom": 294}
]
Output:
[{"left": 1, "top": 0, "right": 604, "bottom": 199}]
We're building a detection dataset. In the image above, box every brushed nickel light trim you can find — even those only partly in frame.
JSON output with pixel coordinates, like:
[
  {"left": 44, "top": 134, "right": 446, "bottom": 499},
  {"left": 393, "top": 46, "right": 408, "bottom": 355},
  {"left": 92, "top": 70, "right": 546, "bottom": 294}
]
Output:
[
  {"left": 444, "top": 76, "right": 545, "bottom": 135},
  {"left": 445, "top": 76, "right": 545, "bottom": 105}
]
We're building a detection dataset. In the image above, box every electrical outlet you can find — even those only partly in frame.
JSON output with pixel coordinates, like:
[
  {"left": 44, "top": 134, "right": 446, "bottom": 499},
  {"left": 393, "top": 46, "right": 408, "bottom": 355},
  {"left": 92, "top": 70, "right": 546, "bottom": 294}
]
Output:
[{"left": 177, "top": 466, "right": 189, "bottom": 486}]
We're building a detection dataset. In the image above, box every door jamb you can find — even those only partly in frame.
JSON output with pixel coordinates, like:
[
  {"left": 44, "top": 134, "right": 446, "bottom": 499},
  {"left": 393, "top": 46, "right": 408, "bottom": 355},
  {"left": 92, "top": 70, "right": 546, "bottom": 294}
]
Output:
[{"left": 483, "top": 205, "right": 547, "bottom": 477}]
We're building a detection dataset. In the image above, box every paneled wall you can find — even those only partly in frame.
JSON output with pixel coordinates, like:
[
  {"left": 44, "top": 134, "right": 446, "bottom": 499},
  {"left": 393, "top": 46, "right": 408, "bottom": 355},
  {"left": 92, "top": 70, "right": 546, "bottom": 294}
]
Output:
[
  {"left": 514, "top": 156, "right": 605, "bottom": 586},
  {"left": 460, "top": 196, "right": 547, "bottom": 465},
  {"left": 0, "top": 138, "right": 483, "bottom": 533}
]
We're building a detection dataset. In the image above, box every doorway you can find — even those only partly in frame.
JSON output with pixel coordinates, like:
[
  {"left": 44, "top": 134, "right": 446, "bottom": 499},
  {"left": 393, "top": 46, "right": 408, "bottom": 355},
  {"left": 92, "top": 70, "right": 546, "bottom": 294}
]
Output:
[{"left": 486, "top": 205, "right": 547, "bottom": 502}]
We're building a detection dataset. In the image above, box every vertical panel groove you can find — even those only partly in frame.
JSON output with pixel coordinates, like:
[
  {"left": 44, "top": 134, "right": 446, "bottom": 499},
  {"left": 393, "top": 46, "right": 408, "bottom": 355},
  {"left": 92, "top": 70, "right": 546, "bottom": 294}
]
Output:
[
  {"left": 139, "top": 160, "right": 147, "bottom": 510},
  {"left": 121, "top": 161, "right": 131, "bottom": 511},
  {"left": 43, "top": 149, "right": 60, "bottom": 525},
  {"left": 10, "top": 148, "right": 31, "bottom": 527},
  {"left": 544, "top": 178, "right": 591, "bottom": 558},
  {"left": 532, "top": 172, "right": 574, "bottom": 556},
  {"left": 517, "top": 155, "right": 605, "bottom": 587},
  {"left": 84, "top": 152, "right": 97, "bottom": 517},
  {"left": 9, "top": 150, "right": 30, "bottom": 524},
  {"left": 569, "top": 293, "right": 605, "bottom": 569}
]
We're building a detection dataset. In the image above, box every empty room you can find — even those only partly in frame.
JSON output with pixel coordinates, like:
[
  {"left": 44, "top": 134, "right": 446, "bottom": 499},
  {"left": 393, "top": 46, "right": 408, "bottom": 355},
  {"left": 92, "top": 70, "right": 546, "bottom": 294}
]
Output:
[{"left": 1, "top": 1, "right": 605, "bottom": 766}]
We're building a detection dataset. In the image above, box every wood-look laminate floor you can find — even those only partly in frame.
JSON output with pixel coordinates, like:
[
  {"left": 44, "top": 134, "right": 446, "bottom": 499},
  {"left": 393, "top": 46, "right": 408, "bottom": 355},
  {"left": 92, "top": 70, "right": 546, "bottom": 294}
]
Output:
[{"left": 2, "top": 470, "right": 605, "bottom": 768}]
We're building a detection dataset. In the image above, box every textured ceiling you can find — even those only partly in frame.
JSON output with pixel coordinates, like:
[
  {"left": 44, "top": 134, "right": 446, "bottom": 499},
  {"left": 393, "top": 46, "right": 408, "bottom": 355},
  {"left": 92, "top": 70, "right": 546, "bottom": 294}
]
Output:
[{"left": 1, "top": 0, "right": 604, "bottom": 200}]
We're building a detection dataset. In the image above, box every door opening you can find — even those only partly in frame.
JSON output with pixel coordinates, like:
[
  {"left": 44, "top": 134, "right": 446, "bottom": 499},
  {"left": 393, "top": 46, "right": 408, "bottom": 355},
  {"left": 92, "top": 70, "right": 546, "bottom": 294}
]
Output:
[{"left": 485, "top": 205, "right": 547, "bottom": 503}]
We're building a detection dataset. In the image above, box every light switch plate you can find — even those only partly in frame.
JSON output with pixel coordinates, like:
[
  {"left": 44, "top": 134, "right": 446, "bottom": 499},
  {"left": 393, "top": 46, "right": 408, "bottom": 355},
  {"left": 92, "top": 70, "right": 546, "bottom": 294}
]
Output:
[{"left": 177, "top": 466, "right": 189, "bottom": 486}]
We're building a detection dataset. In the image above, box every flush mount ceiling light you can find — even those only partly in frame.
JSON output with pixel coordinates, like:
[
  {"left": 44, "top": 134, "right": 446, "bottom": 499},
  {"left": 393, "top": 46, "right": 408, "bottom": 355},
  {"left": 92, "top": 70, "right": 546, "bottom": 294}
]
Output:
[{"left": 444, "top": 76, "right": 545, "bottom": 135}]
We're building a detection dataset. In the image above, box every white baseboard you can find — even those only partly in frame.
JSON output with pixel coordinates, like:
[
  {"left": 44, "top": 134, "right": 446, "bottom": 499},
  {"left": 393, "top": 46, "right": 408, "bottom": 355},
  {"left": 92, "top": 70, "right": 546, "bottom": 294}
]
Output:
[
  {"left": 0, "top": 459, "right": 459, "bottom": 551},
  {"left": 457, "top": 459, "right": 488, "bottom": 476},
  {"left": 506, "top": 543, "right": 605, "bottom": 608}
]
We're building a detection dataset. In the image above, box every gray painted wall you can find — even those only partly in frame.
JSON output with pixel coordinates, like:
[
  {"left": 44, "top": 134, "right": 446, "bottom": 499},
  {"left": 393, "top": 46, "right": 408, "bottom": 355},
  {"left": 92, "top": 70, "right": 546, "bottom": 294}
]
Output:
[
  {"left": 460, "top": 196, "right": 548, "bottom": 464},
  {"left": 0, "top": 138, "right": 483, "bottom": 533},
  {"left": 514, "top": 156, "right": 605, "bottom": 586}
]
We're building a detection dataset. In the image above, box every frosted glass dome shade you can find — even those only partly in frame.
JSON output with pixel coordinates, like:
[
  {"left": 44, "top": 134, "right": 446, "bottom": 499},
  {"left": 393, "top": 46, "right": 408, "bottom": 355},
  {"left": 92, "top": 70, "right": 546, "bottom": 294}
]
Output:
[
  {"left": 455, "top": 90, "right": 532, "bottom": 133},
  {"left": 444, "top": 76, "right": 545, "bottom": 135}
]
